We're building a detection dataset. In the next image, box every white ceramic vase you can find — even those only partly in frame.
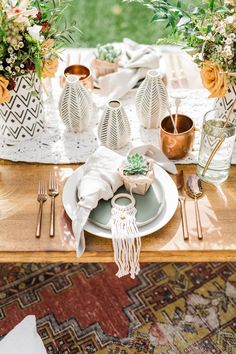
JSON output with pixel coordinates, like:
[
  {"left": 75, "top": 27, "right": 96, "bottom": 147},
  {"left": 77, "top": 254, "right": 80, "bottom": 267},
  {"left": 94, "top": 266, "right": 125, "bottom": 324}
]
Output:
[
  {"left": 98, "top": 99, "right": 131, "bottom": 150},
  {"left": 135, "top": 69, "right": 169, "bottom": 129},
  {"left": 215, "top": 84, "right": 236, "bottom": 125},
  {"left": 59, "top": 74, "right": 93, "bottom": 132},
  {"left": 0, "top": 73, "right": 44, "bottom": 142}
]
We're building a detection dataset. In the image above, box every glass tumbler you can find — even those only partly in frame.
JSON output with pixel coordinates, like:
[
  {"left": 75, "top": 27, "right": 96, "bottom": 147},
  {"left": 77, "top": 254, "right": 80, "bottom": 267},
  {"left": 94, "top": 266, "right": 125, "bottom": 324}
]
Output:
[{"left": 197, "top": 109, "right": 236, "bottom": 184}]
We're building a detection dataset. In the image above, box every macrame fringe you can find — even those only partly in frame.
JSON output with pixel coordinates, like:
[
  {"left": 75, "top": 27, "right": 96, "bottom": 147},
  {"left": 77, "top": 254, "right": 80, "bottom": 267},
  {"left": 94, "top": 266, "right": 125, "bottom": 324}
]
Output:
[{"left": 111, "top": 201, "right": 141, "bottom": 279}]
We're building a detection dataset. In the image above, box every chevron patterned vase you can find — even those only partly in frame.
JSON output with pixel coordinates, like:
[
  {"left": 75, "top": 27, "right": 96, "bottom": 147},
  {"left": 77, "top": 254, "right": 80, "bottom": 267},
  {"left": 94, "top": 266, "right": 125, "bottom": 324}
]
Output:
[
  {"left": 98, "top": 99, "right": 131, "bottom": 150},
  {"left": 0, "top": 74, "right": 44, "bottom": 142},
  {"left": 135, "top": 69, "right": 169, "bottom": 129},
  {"left": 59, "top": 74, "right": 93, "bottom": 133},
  {"left": 215, "top": 84, "right": 236, "bottom": 125}
]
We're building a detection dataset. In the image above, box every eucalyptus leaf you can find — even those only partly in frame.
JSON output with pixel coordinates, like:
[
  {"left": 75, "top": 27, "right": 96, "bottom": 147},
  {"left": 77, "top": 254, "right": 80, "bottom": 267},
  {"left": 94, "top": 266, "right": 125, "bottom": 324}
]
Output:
[{"left": 177, "top": 16, "right": 190, "bottom": 28}]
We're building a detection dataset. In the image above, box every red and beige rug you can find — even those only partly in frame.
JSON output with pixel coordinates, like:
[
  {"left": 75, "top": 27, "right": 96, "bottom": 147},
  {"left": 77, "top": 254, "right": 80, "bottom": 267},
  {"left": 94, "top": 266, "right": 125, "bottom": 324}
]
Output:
[{"left": 0, "top": 262, "right": 235, "bottom": 353}]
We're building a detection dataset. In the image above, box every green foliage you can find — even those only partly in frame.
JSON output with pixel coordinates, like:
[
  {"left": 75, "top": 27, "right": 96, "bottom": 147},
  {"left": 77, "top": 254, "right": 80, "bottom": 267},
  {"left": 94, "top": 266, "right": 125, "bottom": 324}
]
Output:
[
  {"left": 124, "top": 0, "right": 228, "bottom": 33},
  {"left": 32, "top": 0, "right": 79, "bottom": 48},
  {"left": 123, "top": 154, "right": 149, "bottom": 176},
  {"left": 95, "top": 44, "right": 121, "bottom": 63},
  {"left": 124, "top": 0, "right": 236, "bottom": 74}
]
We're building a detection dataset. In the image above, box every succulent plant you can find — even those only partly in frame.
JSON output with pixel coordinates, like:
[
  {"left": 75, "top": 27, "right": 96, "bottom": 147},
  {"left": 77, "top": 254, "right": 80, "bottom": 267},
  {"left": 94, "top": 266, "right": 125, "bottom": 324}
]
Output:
[
  {"left": 123, "top": 154, "right": 149, "bottom": 176},
  {"left": 95, "top": 43, "right": 121, "bottom": 63}
]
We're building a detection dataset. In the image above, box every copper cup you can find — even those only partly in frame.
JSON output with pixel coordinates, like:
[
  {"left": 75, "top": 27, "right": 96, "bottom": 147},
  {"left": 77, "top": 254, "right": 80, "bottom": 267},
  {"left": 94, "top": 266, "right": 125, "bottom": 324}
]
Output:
[
  {"left": 61, "top": 64, "right": 94, "bottom": 91},
  {"left": 160, "top": 114, "right": 195, "bottom": 159}
]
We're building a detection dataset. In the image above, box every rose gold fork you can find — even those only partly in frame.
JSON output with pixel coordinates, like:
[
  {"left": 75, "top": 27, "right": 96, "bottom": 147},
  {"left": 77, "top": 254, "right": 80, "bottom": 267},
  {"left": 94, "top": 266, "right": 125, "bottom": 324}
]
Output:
[
  {"left": 36, "top": 182, "right": 47, "bottom": 238},
  {"left": 48, "top": 173, "right": 59, "bottom": 237}
]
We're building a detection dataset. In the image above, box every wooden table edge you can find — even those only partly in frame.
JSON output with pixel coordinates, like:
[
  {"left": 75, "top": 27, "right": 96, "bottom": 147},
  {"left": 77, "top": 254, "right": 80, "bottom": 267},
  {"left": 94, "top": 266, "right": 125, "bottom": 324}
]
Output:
[{"left": 0, "top": 250, "right": 236, "bottom": 263}]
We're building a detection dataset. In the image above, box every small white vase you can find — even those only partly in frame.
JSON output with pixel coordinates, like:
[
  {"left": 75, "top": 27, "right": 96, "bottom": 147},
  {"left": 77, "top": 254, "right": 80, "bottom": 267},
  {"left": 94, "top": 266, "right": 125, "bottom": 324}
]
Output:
[
  {"left": 135, "top": 69, "right": 169, "bottom": 129},
  {"left": 98, "top": 99, "right": 131, "bottom": 150},
  {"left": 59, "top": 74, "right": 93, "bottom": 132},
  {"left": 215, "top": 84, "right": 236, "bottom": 125},
  {"left": 0, "top": 73, "right": 44, "bottom": 142}
]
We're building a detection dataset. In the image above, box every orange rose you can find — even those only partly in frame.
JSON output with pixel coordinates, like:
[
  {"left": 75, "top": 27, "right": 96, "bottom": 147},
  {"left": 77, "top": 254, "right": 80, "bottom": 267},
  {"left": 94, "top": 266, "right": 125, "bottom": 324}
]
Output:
[
  {"left": 42, "top": 57, "right": 58, "bottom": 78},
  {"left": 200, "top": 61, "right": 227, "bottom": 98},
  {"left": 0, "top": 76, "right": 11, "bottom": 104}
]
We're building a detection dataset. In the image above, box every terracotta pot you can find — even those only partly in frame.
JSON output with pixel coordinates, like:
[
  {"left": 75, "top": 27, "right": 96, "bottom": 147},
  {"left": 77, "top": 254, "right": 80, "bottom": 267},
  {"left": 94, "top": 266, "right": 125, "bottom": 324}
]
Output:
[
  {"left": 91, "top": 58, "right": 119, "bottom": 78},
  {"left": 119, "top": 161, "right": 154, "bottom": 195}
]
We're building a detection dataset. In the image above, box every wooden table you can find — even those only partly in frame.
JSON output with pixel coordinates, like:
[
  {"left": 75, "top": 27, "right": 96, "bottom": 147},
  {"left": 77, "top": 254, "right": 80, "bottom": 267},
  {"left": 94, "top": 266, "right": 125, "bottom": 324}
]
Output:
[{"left": 0, "top": 161, "right": 236, "bottom": 263}]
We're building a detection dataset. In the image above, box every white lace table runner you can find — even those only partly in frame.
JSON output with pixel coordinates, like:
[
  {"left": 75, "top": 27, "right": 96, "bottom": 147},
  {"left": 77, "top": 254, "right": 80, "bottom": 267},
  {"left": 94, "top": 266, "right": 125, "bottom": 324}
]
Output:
[{"left": 1, "top": 84, "right": 235, "bottom": 164}]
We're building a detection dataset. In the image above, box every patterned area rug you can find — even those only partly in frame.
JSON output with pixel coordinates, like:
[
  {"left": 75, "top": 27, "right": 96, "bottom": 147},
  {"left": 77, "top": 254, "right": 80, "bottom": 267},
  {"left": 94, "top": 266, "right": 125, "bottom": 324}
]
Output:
[{"left": 0, "top": 263, "right": 236, "bottom": 354}]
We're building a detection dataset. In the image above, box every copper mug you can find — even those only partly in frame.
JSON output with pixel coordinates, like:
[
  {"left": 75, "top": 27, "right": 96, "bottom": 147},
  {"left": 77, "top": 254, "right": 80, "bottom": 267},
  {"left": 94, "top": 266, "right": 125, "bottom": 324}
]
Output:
[
  {"left": 160, "top": 114, "right": 195, "bottom": 159},
  {"left": 61, "top": 64, "right": 94, "bottom": 91}
]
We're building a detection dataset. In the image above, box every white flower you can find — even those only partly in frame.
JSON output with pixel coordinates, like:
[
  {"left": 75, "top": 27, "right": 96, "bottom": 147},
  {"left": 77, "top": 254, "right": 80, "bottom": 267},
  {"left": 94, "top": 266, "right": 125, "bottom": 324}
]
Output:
[
  {"left": 225, "top": 38, "right": 233, "bottom": 45},
  {"left": 229, "top": 33, "right": 236, "bottom": 40},
  {"left": 224, "top": 45, "right": 234, "bottom": 59},
  {"left": 225, "top": 14, "right": 236, "bottom": 25},
  {"left": 5, "top": 0, "right": 38, "bottom": 24},
  {"left": 27, "top": 25, "right": 42, "bottom": 42}
]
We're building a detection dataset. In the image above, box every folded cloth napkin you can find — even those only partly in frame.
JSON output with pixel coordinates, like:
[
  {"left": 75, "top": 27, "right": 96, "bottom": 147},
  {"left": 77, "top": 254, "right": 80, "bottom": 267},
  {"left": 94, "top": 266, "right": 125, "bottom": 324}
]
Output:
[
  {"left": 97, "top": 38, "right": 163, "bottom": 100},
  {"left": 72, "top": 146, "right": 124, "bottom": 257}
]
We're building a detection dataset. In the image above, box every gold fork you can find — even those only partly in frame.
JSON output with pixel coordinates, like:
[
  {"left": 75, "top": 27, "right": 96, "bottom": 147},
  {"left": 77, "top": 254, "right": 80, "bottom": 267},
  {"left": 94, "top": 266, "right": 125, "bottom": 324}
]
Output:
[
  {"left": 48, "top": 173, "right": 59, "bottom": 237},
  {"left": 36, "top": 182, "right": 47, "bottom": 238}
]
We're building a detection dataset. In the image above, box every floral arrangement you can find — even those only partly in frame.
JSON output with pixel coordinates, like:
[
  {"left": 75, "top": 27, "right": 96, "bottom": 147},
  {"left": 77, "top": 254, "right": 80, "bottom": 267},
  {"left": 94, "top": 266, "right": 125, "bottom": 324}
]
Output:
[
  {"left": 125, "top": 0, "right": 236, "bottom": 98},
  {"left": 0, "top": 0, "right": 77, "bottom": 104},
  {"left": 95, "top": 43, "right": 121, "bottom": 63}
]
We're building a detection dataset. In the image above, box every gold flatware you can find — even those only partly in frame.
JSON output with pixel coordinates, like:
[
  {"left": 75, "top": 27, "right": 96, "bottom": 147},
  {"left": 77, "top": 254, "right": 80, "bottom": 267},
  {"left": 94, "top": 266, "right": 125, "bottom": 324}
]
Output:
[
  {"left": 186, "top": 175, "right": 203, "bottom": 240},
  {"left": 176, "top": 170, "right": 189, "bottom": 241},
  {"left": 36, "top": 182, "right": 47, "bottom": 238},
  {"left": 48, "top": 173, "right": 59, "bottom": 238}
]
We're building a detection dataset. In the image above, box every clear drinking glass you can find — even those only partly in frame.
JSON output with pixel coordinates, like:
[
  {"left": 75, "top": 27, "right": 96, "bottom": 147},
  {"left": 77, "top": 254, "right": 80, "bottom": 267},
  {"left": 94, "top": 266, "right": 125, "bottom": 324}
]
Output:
[{"left": 197, "top": 109, "right": 236, "bottom": 184}]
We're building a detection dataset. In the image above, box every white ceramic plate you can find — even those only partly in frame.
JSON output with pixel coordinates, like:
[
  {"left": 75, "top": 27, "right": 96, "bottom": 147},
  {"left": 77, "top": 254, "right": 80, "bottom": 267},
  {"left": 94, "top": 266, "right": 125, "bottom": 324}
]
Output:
[{"left": 62, "top": 164, "right": 178, "bottom": 239}]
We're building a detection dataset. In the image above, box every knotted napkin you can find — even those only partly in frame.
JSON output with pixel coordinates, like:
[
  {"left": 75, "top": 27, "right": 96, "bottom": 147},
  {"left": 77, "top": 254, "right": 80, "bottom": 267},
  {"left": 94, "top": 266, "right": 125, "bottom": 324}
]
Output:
[
  {"left": 97, "top": 38, "right": 163, "bottom": 100},
  {"left": 72, "top": 146, "right": 124, "bottom": 257},
  {"left": 72, "top": 145, "right": 143, "bottom": 278}
]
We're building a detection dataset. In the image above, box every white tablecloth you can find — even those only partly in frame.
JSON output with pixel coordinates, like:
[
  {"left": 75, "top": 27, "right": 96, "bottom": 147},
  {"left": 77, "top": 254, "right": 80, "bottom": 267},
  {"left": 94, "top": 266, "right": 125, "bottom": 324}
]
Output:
[
  {"left": 1, "top": 46, "right": 234, "bottom": 165},
  {"left": 0, "top": 86, "right": 218, "bottom": 164}
]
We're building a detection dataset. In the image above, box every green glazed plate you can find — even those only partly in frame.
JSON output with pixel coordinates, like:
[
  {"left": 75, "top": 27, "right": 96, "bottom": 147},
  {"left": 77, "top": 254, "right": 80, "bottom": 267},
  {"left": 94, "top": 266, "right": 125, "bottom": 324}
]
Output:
[{"left": 89, "top": 181, "right": 164, "bottom": 230}]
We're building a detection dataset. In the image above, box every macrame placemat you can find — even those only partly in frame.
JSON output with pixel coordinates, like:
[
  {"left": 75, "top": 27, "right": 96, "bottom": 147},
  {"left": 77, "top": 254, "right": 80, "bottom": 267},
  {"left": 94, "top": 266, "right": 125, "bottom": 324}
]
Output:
[{"left": 0, "top": 80, "right": 234, "bottom": 165}]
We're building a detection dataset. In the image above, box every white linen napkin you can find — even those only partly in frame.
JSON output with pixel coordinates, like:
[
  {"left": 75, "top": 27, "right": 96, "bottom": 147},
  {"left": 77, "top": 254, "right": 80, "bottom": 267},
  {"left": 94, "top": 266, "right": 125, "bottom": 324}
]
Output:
[
  {"left": 97, "top": 38, "right": 163, "bottom": 100},
  {"left": 72, "top": 146, "right": 124, "bottom": 257}
]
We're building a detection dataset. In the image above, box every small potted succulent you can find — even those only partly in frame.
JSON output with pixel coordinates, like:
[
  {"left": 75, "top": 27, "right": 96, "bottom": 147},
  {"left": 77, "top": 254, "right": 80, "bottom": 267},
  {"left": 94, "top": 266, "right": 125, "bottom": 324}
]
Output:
[
  {"left": 119, "top": 153, "right": 154, "bottom": 195},
  {"left": 91, "top": 43, "right": 121, "bottom": 78}
]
